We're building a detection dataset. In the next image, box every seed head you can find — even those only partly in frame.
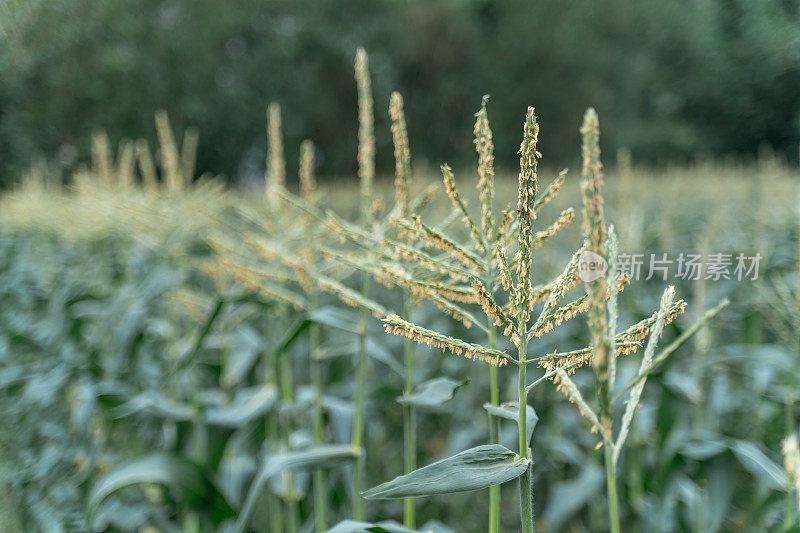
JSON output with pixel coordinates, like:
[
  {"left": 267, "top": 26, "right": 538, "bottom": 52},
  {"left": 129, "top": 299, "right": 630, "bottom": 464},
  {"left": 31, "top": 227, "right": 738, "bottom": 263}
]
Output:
[
  {"left": 389, "top": 91, "right": 411, "bottom": 217},
  {"left": 474, "top": 95, "right": 495, "bottom": 238},
  {"left": 515, "top": 107, "right": 540, "bottom": 325},
  {"left": 266, "top": 102, "right": 286, "bottom": 203},
  {"left": 580, "top": 107, "right": 610, "bottom": 369},
  {"left": 299, "top": 139, "right": 316, "bottom": 206},
  {"left": 355, "top": 48, "right": 375, "bottom": 223},
  {"left": 155, "top": 110, "right": 182, "bottom": 194}
]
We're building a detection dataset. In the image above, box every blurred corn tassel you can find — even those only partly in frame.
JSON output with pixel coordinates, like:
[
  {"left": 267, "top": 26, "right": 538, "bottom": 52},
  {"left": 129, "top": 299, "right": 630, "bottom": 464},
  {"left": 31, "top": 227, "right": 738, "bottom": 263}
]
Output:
[
  {"left": 389, "top": 91, "right": 410, "bottom": 218},
  {"left": 91, "top": 130, "right": 114, "bottom": 186},
  {"left": 299, "top": 139, "right": 316, "bottom": 207},
  {"left": 135, "top": 139, "right": 159, "bottom": 195},
  {"left": 580, "top": 107, "right": 611, "bottom": 427},
  {"left": 116, "top": 140, "right": 135, "bottom": 190},
  {"left": 181, "top": 126, "right": 199, "bottom": 187},
  {"left": 355, "top": 47, "right": 374, "bottom": 224},
  {"left": 266, "top": 102, "right": 285, "bottom": 205},
  {"left": 154, "top": 110, "right": 183, "bottom": 194},
  {"left": 475, "top": 95, "right": 494, "bottom": 238}
]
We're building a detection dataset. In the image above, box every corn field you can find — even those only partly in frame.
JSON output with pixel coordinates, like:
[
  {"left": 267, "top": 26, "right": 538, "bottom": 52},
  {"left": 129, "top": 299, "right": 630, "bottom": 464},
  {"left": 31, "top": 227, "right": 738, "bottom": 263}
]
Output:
[{"left": 1, "top": 49, "right": 800, "bottom": 533}]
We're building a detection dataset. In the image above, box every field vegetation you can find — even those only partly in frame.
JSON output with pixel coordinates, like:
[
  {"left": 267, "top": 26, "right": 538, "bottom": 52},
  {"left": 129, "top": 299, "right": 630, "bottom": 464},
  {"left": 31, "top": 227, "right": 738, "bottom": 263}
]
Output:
[{"left": 0, "top": 49, "right": 799, "bottom": 533}]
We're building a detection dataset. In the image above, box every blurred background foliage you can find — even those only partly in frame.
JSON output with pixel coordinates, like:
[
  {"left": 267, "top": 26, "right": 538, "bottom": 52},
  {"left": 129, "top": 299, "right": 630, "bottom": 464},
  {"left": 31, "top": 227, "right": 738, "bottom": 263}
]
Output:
[
  {"left": 2, "top": 0, "right": 800, "bottom": 186},
  {"left": 0, "top": 164, "right": 798, "bottom": 531}
]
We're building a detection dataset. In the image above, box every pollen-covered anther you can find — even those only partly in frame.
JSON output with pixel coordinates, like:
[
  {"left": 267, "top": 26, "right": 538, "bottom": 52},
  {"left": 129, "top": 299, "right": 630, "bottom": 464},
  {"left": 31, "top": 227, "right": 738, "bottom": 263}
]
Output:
[
  {"left": 382, "top": 314, "right": 508, "bottom": 367},
  {"left": 471, "top": 277, "right": 513, "bottom": 331},
  {"left": 532, "top": 208, "right": 575, "bottom": 250}
]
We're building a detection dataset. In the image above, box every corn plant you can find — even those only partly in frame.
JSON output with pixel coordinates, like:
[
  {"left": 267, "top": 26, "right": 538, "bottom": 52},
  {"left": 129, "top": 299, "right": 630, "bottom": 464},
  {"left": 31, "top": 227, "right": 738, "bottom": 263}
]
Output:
[
  {"left": 48, "top": 108, "right": 359, "bottom": 533},
  {"left": 358, "top": 105, "right": 728, "bottom": 533},
  {"left": 353, "top": 47, "right": 376, "bottom": 524},
  {"left": 260, "top": 53, "right": 392, "bottom": 527},
  {"left": 378, "top": 95, "right": 573, "bottom": 533},
  {"left": 386, "top": 89, "right": 421, "bottom": 531},
  {"left": 273, "top": 52, "right": 447, "bottom": 529},
  {"left": 212, "top": 115, "right": 381, "bottom": 530},
  {"left": 252, "top": 50, "right": 404, "bottom": 527},
  {"left": 352, "top": 105, "right": 583, "bottom": 532},
  {"left": 212, "top": 206, "right": 366, "bottom": 533},
  {"left": 544, "top": 108, "right": 727, "bottom": 533}
]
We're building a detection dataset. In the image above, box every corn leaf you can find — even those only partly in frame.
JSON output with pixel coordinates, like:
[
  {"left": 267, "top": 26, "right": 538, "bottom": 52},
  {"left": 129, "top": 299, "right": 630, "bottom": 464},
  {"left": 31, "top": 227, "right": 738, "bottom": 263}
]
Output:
[
  {"left": 729, "top": 440, "right": 787, "bottom": 490},
  {"left": 483, "top": 401, "right": 538, "bottom": 444},
  {"left": 328, "top": 519, "right": 453, "bottom": 533},
  {"left": 204, "top": 385, "right": 278, "bottom": 427},
  {"left": 362, "top": 444, "right": 529, "bottom": 499},
  {"left": 328, "top": 520, "right": 416, "bottom": 533},
  {"left": 88, "top": 454, "right": 234, "bottom": 524},
  {"left": 236, "top": 445, "right": 361, "bottom": 532},
  {"left": 398, "top": 377, "right": 468, "bottom": 409}
]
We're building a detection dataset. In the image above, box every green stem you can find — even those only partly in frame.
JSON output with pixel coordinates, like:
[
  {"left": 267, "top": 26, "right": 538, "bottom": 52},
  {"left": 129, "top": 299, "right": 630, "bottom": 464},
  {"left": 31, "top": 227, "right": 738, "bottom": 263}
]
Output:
[
  {"left": 785, "top": 487, "right": 797, "bottom": 530},
  {"left": 488, "top": 323, "right": 500, "bottom": 533},
  {"left": 182, "top": 511, "right": 200, "bottom": 533},
  {"left": 604, "top": 444, "right": 621, "bottom": 533},
  {"left": 403, "top": 295, "right": 416, "bottom": 529},
  {"left": 268, "top": 494, "right": 283, "bottom": 533},
  {"left": 310, "top": 322, "right": 327, "bottom": 531},
  {"left": 286, "top": 500, "right": 299, "bottom": 533},
  {"left": 313, "top": 469, "right": 326, "bottom": 530},
  {"left": 352, "top": 271, "right": 369, "bottom": 520},
  {"left": 693, "top": 279, "right": 708, "bottom": 431},
  {"left": 277, "top": 324, "right": 298, "bottom": 533},
  {"left": 693, "top": 483, "right": 706, "bottom": 533},
  {"left": 518, "top": 333, "right": 533, "bottom": 533},
  {"left": 280, "top": 353, "right": 293, "bottom": 407},
  {"left": 0, "top": 441, "right": 23, "bottom": 533},
  {"left": 266, "top": 322, "right": 283, "bottom": 533},
  {"left": 187, "top": 303, "right": 212, "bottom": 466},
  {"left": 187, "top": 330, "right": 207, "bottom": 533}
]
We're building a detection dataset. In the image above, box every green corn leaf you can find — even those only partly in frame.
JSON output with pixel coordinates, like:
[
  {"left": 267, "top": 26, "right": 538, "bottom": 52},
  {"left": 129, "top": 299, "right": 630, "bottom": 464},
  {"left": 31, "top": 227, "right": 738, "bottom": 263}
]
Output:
[
  {"left": 328, "top": 519, "right": 453, "bottom": 533},
  {"left": 220, "top": 325, "right": 263, "bottom": 387},
  {"left": 204, "top": 385, "right": 278, "bottom": 427},
  {"left": 678, "top": 432, "right": 728, "bottom": 460},
  {"left": 317, "top": 336, "right": 403, "bottom": 376},
  {"left": 362, "top": 444, "right": 529, "bottom": 499},
  {"left": 179, "top": 297, "right": 224, "bottom": 370},
  {"left": 311, "top": 306, "right": 361, "bottom": 333},
  {"left": 729, "top": 439, "right": 787, "bottom": 490},
  {"left": 542, "top": 464, "right": 604, "bottom": 531},
  {"left": 236, "top": 445, "right": 361, "bottom": 533},
  {"left": 276, "top": 317, "right": 312, "bottom": 352},
  {"left": 88, "top": 454, "right": 234, "bottom": 524},
  {"left": 109, "top": 392, "right": 195, "bottom": 421},
  {"left": 398, "top": 377, "right": 468, "bottom": 409},
  {"left": 483, "top": 401, "right": 538, "bottom": 444},
  {"left": 328, "top": 519, "right": 416, "bottom": 533}
]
